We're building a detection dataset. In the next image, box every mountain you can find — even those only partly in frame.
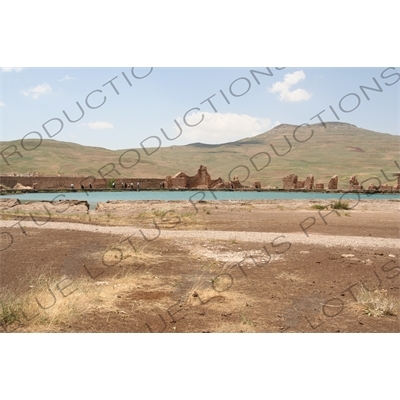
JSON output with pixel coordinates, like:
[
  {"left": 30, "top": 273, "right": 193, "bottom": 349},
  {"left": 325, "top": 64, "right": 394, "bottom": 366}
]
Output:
[{"left": 1, "top": 122, "right": 399, "bottom": 187}]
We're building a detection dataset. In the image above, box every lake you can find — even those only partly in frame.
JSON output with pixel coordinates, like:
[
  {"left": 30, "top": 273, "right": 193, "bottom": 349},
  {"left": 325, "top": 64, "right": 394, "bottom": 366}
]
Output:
[{"left": 1, "top": 190, "right": 399, "bottom": 209}]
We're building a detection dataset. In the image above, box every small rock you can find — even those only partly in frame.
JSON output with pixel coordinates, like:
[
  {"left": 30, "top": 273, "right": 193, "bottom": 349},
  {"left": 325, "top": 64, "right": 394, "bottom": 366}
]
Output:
[
  {"left": 341, "top": 254, "right": 355, "bottom": 258},
  {"left": 388, "top": 254, "right": 396, "bottom": 258},
  {"left": 300, "top": 251, "right": 310, "bottom": 254},
  {"left": 95, "top": 281, "right": 109, "bottom": 286}
]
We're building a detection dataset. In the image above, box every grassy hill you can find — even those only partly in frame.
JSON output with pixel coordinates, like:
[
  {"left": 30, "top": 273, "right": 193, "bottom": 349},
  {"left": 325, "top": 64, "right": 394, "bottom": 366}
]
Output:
[{"left": 1, "top": 122, "right": 399, "bottom": 187}]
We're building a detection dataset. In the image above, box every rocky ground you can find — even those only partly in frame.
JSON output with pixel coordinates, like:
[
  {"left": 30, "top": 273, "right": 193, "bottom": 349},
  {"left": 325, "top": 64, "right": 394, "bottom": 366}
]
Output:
[{"left": 0, "top": 198, "right": 399, "bottom": 332}]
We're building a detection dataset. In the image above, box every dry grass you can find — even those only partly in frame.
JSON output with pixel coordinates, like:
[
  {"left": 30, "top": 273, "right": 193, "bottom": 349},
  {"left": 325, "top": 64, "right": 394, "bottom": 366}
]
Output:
[
  {"left": 0, "top": 268, "right": 166, "bottom": 332},
  {"left": 0, "top": 239, "right": 165, "bottom": 332},
  {"left": 277, "top": 271, "right": 305, "bottom": 283},
  {"left": 332, "top": 200, "right": 350, "bottom": 210},
  {"left": 311, "top": 204, "right": 327, "bottom": 210},
  {"left": 0, "top": 273, "right": 93, "bottom": 332},
  {"left": 355, "top": 286, "right": 400, "bottom": 317},
  {"left": 121, "top": 208, "right": 200, "bottom": 229},
  {"left": 102, "top": 238, "right": 161, "bottom": 265}
]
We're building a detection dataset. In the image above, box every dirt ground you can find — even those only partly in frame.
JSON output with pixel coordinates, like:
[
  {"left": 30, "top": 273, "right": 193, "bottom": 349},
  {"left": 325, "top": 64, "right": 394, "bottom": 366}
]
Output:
[{"left": 0, "top": 199, "right": 399, "bottom": 332}]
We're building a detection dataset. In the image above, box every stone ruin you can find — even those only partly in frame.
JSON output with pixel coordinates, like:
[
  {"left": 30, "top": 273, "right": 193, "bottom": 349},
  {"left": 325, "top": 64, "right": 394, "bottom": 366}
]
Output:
[
  {"left": 328, "top": 175, "right": 338, "bottom": 190},
  {"left": 230, "top": 176, "right": 243, "bottom": 189},
  {"left": 378, "top": 184, "right": 393, "bottom": 192},
  {"left": 348, "top": 175, "right": 363, "bottom": 190},
  {"left": 367, "top": 182, "right": 400, "bottom": 192},
  {"left": 280, "top": 172, "right": 400, "bottom": 191},
  {"left": 393, "top": 173, "right": 400, "bottom": 190},
  {"left": 282, "top": 174, "right": 298, "bottom": 190},
  {"left": 165, "top": 165, "right": 231, "bottom": 189},
  {"left": 348, "top": 174, "right": 400, "bottom": 192},
  {"left": 282, "top": 173, "right": 341, "bottom": 190},
  {"left": 304, "top": 175, "right": 314, "bottom": 190},
  {"left": 283, "top": 174, "right": 314, "bottom": 190}
]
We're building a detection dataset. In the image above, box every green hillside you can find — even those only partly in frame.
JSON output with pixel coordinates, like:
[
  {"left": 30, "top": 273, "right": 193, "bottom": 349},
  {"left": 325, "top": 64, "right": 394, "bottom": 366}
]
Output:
[{"left": 1, "top": 122, "right": 399, "bottom": 187}]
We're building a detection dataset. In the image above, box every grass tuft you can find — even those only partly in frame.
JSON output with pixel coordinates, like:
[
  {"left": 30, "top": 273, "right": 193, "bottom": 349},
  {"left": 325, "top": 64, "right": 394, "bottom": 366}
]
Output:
[
  {"left": 356, "top": 286, "right": 400, "bottom": 317},
  {"left": 311, "top": 204, "right": 327, "bottom": 210},
  {"left": 332, "top": 200, "right": 350, "bottom": 210}
]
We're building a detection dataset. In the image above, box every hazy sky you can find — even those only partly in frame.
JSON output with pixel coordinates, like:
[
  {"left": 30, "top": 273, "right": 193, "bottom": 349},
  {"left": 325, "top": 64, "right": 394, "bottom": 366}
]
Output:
[{"left": 1, "top": 67, "right": 399, "bottom": 150}]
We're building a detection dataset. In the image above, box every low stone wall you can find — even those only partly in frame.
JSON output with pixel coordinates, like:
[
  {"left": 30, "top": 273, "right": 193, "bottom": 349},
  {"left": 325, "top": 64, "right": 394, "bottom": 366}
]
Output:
[{"left": 0, "top": 175, "right": 164, "bottom": 190}]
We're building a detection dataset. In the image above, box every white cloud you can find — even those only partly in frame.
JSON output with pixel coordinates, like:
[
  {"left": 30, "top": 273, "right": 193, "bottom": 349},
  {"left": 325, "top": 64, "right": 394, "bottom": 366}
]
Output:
[
  {"left": 1, "top": 67, "right": 23, "bottom": 72},
  {"left": 269, "top": 70, "right": 312, "bottom": 102},
  {"left": 173, "top": 112, "right": 273, "bottom": 144},
  {"left": 0, "top": 101, "right": 6, "bottom": 107},
  {"left": 20, "top": 83, "right": 52, "bottom": 99},
  {"left": 59, "top": 74, "right": 75, "bottom": 81},
  {"left": 86, "top": 121, "right": 114, "bottom": 130}
]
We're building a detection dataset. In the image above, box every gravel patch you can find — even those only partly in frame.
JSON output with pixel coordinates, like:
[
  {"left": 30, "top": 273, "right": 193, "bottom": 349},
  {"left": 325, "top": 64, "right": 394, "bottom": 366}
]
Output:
[{"left": 1, "top": 219, "right": 399, "bottom": 249}]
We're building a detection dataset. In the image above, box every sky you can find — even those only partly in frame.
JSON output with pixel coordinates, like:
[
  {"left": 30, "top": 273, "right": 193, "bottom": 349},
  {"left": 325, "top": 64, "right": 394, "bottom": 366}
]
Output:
[{"left": 1, "top": 67, "right": 399, "bottom": 150}]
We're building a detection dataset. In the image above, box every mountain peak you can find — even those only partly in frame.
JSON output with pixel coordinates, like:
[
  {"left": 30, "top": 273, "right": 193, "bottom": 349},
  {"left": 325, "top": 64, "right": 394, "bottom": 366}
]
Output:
[{"left": 273, "top": 121, "right": 358, "bottom": 130}]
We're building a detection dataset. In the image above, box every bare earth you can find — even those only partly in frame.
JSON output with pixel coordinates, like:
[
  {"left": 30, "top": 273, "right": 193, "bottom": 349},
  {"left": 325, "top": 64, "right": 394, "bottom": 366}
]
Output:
[{"left": 0, "top": 198, "right": 399, "bottom": 332}]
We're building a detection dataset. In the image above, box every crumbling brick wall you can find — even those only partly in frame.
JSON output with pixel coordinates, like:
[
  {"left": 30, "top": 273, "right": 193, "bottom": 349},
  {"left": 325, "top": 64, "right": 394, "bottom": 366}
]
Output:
[
  {"left": 282, "top": 174, "right": 298, "bottom": 189},
  {"left": 0, "top": 175, "right": 164, "bottom": 190},
  {"left": 304, "top": 175, "right": 314, "bottom": 190},
  {"left": 328, "top": 175, "right": 338, "bottom": 190}
]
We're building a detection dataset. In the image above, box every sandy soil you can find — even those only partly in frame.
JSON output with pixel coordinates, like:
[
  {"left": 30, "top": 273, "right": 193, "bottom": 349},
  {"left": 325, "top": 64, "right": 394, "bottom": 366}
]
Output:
[{"left": 0, "top": 199, "right": 399, "bottom": 332}]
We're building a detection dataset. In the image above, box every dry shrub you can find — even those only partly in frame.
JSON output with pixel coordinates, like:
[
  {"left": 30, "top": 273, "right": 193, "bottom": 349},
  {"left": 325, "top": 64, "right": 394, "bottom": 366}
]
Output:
[{"left": 356, "top": 286, "right": 400, "bottom": 317}]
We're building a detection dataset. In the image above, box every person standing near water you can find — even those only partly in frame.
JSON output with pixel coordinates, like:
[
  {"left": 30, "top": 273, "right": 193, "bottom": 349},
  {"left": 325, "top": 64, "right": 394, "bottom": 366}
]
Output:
[{"left": 137, "top": 181, "right": 140, "bottom": 191}]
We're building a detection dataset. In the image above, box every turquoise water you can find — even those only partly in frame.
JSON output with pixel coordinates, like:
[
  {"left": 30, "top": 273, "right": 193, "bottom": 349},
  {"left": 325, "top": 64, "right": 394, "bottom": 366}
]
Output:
[{"left": 2, "top": 190, "right": 399, "bottom": 209}]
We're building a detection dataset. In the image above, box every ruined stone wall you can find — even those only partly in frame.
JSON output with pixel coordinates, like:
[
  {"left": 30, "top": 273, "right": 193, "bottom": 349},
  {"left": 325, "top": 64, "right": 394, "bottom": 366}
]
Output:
[
  {"left": 304, "top": 175, "right": 314, "bottom": 190},
  {"left": 0, "top": 175, "right": 164, "bottom": 190},
  {"left": 379, "top": 184, "right": 393, "bottom": 192},
  {"left": 210, "top": 177, "right": 224, "bottom": 188},
  {"left": 328, "top": 175, "right": 338, "bottom": 190},
  {"left": 171, "top": 177, "right": 187, "bottom": 188},
  {"left": 348, "top": 176, "right": 360, "bottom": 190},
  {"left": 230, "top": 179, "right": 243, "bottom": 189},
  {"left": 186, "top": 165, "right": 211, "bottom": 188},
  {"left": 282, "top": 174, "right": 298, "bottom": 190}
]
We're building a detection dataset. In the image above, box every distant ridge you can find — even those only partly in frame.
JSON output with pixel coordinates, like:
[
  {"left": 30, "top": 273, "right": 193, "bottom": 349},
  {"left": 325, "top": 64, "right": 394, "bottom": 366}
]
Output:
[{"left": 1, "top": 122, "right": 399, "bottom": 187}]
